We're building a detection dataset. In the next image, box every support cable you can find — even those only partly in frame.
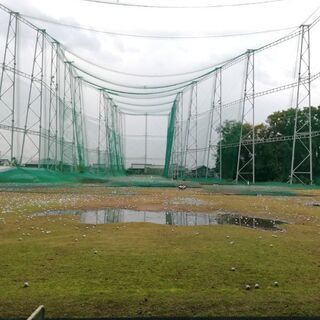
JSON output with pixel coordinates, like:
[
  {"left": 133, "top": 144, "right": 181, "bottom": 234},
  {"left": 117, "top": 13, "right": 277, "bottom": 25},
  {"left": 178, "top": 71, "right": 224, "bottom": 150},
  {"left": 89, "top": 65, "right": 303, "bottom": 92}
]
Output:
[{"left": 80, "top": 0, "right": 289, "bottom": 9}]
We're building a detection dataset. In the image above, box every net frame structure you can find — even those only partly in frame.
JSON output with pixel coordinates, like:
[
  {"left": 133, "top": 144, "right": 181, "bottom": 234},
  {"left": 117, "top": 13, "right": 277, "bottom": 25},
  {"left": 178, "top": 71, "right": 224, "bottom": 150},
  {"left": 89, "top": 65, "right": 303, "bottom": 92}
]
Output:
[
  {"left": 1, "top": 3, "right": 320, "bottom": 185},
  {"left": 164, "top": 19, "right": 320, "bottom": 185},
  {"left": 0, "top": 5, "right": 124, "bottom": 177}
]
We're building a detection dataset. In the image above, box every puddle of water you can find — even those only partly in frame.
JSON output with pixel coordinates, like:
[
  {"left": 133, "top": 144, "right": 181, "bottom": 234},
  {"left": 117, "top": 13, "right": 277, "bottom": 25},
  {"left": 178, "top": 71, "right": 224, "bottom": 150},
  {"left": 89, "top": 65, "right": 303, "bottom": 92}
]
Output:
[{"left": 36, "top": 208, "right": 285, "bottom": 230}]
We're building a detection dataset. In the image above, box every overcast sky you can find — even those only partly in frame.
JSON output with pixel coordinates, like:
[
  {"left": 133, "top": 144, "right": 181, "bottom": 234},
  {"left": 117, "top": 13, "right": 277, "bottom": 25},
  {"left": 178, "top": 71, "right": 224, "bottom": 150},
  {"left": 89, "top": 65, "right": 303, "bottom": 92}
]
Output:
[{"left": 2, "top": 0, "right": 320, "bottom": 82}]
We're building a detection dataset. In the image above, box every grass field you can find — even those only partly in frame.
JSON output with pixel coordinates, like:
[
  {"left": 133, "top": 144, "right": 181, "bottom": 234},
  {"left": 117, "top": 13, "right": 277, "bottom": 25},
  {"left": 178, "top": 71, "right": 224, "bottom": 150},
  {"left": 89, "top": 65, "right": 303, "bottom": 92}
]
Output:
[{"left": 0, "top": 184, "right": 320, "bottom": 318}]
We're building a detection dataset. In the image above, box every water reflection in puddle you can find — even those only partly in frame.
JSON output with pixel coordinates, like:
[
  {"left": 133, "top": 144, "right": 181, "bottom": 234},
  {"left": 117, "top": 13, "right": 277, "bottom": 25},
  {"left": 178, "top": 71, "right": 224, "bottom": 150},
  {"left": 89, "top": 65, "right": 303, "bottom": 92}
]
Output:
[{"left": 37, "top": 208, "right": 285, "bottom": 230}]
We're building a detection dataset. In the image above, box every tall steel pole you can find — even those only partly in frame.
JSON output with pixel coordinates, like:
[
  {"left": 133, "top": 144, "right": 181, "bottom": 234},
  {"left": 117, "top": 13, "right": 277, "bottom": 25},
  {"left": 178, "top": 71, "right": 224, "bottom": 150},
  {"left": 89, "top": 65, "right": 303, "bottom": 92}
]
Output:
[
  {"left": 184, "top": 82, "right": 198, "bottom": 177},
  {"left": 97, "top": 90, "right": 103, "bottom": 170},
  {"left": 236, "top": 49, "right": 255, "bottom": 184},
  {"left": 61, "top": 61, "right": 75, "bottom": 171},
  {"left": 20, "top": 29, "right": 45, "bottom": 166},
  {"left": 290, "top": 25, "right": 312, "bottom": 185},
  {"left": 219, "top": 71, "right": 223, "bottom": 181},
  {"left": 102, "top": 91, "right": 110, "bottom": 172},
  {"left": 144, "top": 112, "right": 148, "bottom": 170},
  {"left": 0, "top": 12, "right": 18, "bottom": 162},
  {"left": 206, "top": 68, "right": 222, "bottom": 180},
  {"left": 47, "top": 41, "right": 60, "bottom": 170},
  {"left": 73, "top": 76, "right": 86, "bottom": 171}
]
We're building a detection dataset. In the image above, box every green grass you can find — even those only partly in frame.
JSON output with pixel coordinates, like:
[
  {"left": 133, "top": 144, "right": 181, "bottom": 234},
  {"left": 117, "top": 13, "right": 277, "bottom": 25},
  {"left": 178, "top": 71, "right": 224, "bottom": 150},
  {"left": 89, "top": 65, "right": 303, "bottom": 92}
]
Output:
[{"left": 0, "top": 187, "right": 319, "bottom": 318}]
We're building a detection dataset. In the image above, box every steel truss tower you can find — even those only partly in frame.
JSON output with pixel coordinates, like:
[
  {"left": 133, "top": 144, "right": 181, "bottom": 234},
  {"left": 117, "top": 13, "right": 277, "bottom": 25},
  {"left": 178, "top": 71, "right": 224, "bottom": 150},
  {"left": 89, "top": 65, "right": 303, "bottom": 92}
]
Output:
[
  {"left": 97, "top": 89, "right": 108, "bottom": 172},
  {"left": 113, "top": 103, "right": 123, "bottom": 170},
  {"left": 103, "top": 95, "right": 122, "bottom": 174},
  {"left": 0, "top": 12, "right": 18, "bottom": 161},
  {"left": 20, "top": 29, "right": 45, "bottom": 166},
  {"left": 118, "top": 111, "right": 125, "bottom": 170},
  {"left": 73, "top": 76, "right": 87, "bottom": 170},
  {"left": 184, "top": 82, "right": 198, "bottom": 177},
  {"left": 103, "top": 94, "right": 114, "bottom": 172},
  {"left": 206, "top": 68, "right": 222, "bottom": 180},
  {"left": 177, "top": 93, "right": 184, "bottom": 178},
  {"left": 47, "top": 41, "right": 60, "bottom": 170},
  {"left": 290, "top": 25, "right": 312, "bottom": 185},
  {"left": 236, "top": 49, "right": 255, "bottom": 184},
  {"left": 102, "top": 92, "right": 110, "bottom": 172},
  {"left": 109, "top": 101, "right": 118, "bottom": 173},
  {"left": 144, "top": 112, "right": 148, "bottom": 169},
  {"left": 60, "top": 60, "right": 76, "bottom": 170}
]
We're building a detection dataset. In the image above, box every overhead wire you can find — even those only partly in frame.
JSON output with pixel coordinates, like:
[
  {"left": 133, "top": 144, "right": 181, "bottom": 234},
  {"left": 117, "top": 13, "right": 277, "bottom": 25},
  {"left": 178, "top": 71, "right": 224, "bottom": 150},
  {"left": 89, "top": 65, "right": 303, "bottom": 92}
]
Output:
[
  {"left": 15, "top": 5, "right": 309, "bottom": 87},
  {"left": 73, "top": 62, "right": 217, "bottom": 90},
  {"left": 302, "top": 4, "right": 320, "bottom": 26},
  {"left": 69, "top": 23, "right": 303, "bottom": 97},
  {"left": 64, "top": 48, "right": 227, "bottom": 78},
  {"left": 19, "top": 11, "right": 299, "bottom": 84},
  {"left": 112, "top": 99, "right": 175, "bottom": 107},
  {"left": 119, "top": 108, "right": 171, "bottom": 115},
  {"left": 4, "top": 2, "right": 320, "bottom": 108},
  {"left": 118, "top": 105, "right": 173, "bottom": 113},
  {"left": 64, "top": 26, "right": 301, "bottom": 81},
  {"left": 22, "top": 13, "right": 296, "bottom": 39},
  {"left": 81, "top": 75, "right": 188, "bottom": 97},
  {"left": 80, "top": 0, "right": 289, "bottom": 9}
]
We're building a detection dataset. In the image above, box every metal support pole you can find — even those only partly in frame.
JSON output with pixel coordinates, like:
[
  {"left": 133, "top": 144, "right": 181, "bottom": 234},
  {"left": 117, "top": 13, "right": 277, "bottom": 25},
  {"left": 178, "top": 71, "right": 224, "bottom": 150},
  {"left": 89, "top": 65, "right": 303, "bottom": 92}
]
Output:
[
  {"left": 113, "top": 105, "right": 121, "bottom": 171},
  {"left": 11, "top": 14, "right": 18, "bottom": 162},
  {"left": 102, "top": 92, "right": 110, "bottom": 172},
  {"left": 119, "top": 112, "right": 125, "bottom": 169},
  {"left": 0, "top": 12, "right": 18, "bottom": 161},
  {"left": 97, "top": 90, "right": 103, "bottom": 170},
  {"left": 206, "top": 68, "right": 222, "bottom": 180},
  {"left": 73, "top": 76, "right": 86, "bottom": 171},
  {"left": 117, "top": 110, "right": 124, "bottom": 169},
  {"left": 38, "top": 31, "right": 45, "bottom": 168},
  {"left": 175, "top": 93, "right": 182, "bottom": 179},
  {"left": 60, "top": 61, "right": 75, "bottom": 171},
  {"left": 290, "top": 25, "right": 312, "bottom": 185},
  {"left": 144, "top": 112, "right": 148, "bottom": 171},
  {"left": 236, "top": 49, "right": 255, "bottom": 184},
  {"left": 20, "top": 29, "right": 45, "bottom": 166},
  {"left": 105, "top": 98, "right": 119, "bottom": 173},
  {"left": 184, "top": 82, "right": 198, "bottom": 178},
  {"left": 47, "top": 41, "right": 60, "bottom": 170},
  {"left": 70, "top": 73, "right": 76, "bottom": 170},
  {"left": 105, "top": 97, "right": 114, "bottom": 173},
  {"left": 60, "top": 62, "right": 67, "bottom": 170},
  {"left": 219, "top": 75, "right": 223, "bottom": 181}
]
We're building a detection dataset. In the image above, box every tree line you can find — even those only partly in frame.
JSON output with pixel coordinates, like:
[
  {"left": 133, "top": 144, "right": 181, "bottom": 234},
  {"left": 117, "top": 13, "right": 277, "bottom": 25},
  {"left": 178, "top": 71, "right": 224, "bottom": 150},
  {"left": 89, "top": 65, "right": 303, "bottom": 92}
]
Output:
[{"left": 215, "top": 106, "right": 320, "bottom": 183}]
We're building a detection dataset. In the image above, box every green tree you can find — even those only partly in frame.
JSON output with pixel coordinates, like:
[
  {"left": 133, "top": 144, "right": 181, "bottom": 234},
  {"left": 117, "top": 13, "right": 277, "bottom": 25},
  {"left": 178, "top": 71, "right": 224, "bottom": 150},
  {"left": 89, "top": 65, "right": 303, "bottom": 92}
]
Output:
[
  {"left": 266, "top": 106, "right": 320, "bottom": 182},
  {"left": 215, "top": 106, "right": 320, "bottom": 183},
  {"left": 216, "top": 121, "right": 247, "bottom": 180}
]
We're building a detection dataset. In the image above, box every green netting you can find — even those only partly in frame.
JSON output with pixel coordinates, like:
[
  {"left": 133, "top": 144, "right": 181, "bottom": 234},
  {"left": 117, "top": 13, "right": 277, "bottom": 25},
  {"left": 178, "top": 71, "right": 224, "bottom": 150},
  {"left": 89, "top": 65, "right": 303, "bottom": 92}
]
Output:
[
  {"left": 162, "top": 29, "right": 320, "bottom": 186},
  {"left": 164, "top": 101, "right": 177, "bottom": 177},
  {"left": 103, "top": 175, "right": 187, "bottom": 188},
  {"left": 2, "top": 7, "right": 320, "bottom": 187},
  {"left": 2, "top": 167, "right": 320, "bottom": 198},
  {"left": 0, "top": 167, "right": 119, "bottom": 184},
  {"left": 0, "top": 13, "right": 126, "bottom": 178},
  {"left": 0, "top": 167, "right": 198, "bottom": 187}
]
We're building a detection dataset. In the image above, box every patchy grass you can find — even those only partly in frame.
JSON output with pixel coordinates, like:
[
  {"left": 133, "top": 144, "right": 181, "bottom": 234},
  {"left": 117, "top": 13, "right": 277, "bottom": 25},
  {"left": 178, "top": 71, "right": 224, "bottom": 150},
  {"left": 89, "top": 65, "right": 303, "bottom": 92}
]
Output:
[{"left": 0, "top": 186, "right": 320, "bottom": 318}]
